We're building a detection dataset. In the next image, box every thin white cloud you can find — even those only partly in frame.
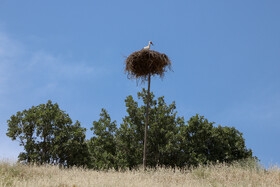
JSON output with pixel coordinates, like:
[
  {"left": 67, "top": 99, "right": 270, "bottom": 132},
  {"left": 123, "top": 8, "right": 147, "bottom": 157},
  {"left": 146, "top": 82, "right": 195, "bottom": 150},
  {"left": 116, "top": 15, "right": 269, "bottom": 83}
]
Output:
[
  {"left": 0, "top": 32, "right": 24, "bottom": 58},
  {"left": 0, "top": 31, "right": 105, "bottom": 96},
  {"left": 0, "top": 33, "right": 19, "bottom": 94},
  {"left": 28, "top": 51, "right": 96, "bottom": 79}
]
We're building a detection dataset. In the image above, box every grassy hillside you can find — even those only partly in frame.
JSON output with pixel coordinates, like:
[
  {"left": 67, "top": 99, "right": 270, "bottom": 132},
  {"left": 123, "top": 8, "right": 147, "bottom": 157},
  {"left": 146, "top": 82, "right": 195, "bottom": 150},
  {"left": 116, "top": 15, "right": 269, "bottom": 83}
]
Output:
[{"left": 0, "top": 161, "right": 279, "bottom": 187}]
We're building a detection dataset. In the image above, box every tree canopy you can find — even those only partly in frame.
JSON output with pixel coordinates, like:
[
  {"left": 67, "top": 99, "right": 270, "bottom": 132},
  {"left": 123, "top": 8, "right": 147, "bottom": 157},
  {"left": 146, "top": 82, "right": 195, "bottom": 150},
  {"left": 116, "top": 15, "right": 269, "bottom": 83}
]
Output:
[
  {"left": 6, "top": 100, "right": 89, "bottom": 167},
  {"left": 89, "top": 89, "right": 254, "bottom": 169},
  {"left": 88, "top": 109, "right": 118, "bottom": 169},
  {"left": 7, "top": 92, "right": 255, "bottom": 169}
]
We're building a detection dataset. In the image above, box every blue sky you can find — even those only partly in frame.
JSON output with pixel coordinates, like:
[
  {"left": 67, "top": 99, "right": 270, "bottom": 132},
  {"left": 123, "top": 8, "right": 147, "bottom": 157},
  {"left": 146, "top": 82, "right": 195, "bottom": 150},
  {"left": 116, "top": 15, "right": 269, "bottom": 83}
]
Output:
[{"left": 0, "top": 0, "right": 279, "bottom": 167}]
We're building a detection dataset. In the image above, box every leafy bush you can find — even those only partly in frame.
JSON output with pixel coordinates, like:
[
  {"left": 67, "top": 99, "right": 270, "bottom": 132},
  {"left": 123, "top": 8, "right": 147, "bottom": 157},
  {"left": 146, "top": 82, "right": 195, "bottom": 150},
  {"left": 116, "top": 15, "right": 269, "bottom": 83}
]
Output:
[
  {"left": 89, "top": 89, "right": 254, "bottom": 169},
  {"left": 6, "top": 101, "right": 89, "bottom": 167},
  {"left": 7, "top": 91, "right": 255, "bottom": 169}
]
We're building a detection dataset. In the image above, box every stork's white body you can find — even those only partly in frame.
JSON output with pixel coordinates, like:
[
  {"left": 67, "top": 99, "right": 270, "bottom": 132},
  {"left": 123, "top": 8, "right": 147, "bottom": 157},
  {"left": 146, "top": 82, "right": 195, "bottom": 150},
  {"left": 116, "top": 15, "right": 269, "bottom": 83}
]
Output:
[{"left": 144, "top": 41, "right": 153, "bottom": 50}]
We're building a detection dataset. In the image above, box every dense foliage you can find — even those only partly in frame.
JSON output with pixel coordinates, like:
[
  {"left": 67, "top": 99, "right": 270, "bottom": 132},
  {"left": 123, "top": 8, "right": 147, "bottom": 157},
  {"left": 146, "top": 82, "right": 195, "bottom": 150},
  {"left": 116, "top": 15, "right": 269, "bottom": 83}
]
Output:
[
  {"left": 88, "top": 109, "right": 117, "bottom": 169},
  {"left": 7, "top": 91, "right": 254, "bottom": 169},
  {"left": 6, "top": 101, "right": 89, "bottom": 167},
  {"left": 112, "top": 89, "right": 253, "bottom": 169}
]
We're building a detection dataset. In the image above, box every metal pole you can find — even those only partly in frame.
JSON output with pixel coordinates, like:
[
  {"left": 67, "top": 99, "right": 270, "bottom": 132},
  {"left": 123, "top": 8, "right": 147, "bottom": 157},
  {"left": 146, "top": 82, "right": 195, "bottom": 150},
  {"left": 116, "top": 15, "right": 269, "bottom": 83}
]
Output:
[{"left": 143, "top": 73, "right": 151, "bottom": 170}]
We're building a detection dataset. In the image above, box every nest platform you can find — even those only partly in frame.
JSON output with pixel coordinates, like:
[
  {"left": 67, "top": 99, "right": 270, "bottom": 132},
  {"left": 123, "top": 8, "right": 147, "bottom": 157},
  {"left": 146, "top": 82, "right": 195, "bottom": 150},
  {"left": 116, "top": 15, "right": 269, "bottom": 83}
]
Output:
[{"left": 125, "top": 49, "right": 171, "bottom": 81}]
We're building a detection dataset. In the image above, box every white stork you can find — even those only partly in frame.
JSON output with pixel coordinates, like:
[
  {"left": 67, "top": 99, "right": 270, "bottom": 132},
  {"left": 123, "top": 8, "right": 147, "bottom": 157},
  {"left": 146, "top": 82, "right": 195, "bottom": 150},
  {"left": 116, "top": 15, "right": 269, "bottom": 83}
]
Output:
[{"left": 143, "top": 41, "right": 153, "bottom": 50}]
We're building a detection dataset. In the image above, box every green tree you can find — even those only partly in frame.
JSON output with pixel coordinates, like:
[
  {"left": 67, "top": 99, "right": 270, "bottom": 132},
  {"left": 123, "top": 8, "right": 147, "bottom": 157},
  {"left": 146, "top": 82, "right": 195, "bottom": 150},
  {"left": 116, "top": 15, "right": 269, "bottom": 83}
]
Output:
[
  {"left": 116, "top": 90, "right": 254, "bottom": 169},
  {"left": 116, "top": 95, "right": 144, "bottom": 169},
  {"left": 179, "top": 115, "right": 215, "bottom": 166},
  {"left": 179, "top": 114, "right": 254, "bottom": 167},
  {"left": 88, "top": 109, "right": 117, "bottom": 170},
  {"left": 6, "top": 100, "right": 89, "bottom": 167},
  {"left": 117, "top": 89, "right": 184, "bottom": 168},
  {"left": 209, "top": 125, "right": 253, "bottom": 163},
  {"left": 52, "top": 120, "right": 89, "bottom": 167}
]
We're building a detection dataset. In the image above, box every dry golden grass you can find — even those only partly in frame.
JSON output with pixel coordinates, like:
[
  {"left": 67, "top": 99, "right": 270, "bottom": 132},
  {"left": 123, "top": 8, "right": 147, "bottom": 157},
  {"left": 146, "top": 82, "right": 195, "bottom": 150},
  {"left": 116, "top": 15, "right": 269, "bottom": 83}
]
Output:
[{"left": 1, "top": 161, "right": 280, "bottom": 187}]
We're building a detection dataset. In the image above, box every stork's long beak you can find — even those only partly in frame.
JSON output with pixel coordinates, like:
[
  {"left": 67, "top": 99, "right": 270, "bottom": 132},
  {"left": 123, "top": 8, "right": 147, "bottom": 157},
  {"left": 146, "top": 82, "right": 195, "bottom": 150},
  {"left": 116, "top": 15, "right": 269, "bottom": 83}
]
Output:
[{"left": 151, "top": 42, "right": 154, "bottom": 45}]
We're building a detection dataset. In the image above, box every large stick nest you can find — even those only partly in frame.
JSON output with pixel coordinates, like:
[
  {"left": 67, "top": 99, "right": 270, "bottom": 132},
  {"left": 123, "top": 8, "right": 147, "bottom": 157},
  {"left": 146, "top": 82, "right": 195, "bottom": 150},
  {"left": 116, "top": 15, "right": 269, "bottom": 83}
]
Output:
[{"left": 125, "top": 49, "right": 172, "bottom": 82}]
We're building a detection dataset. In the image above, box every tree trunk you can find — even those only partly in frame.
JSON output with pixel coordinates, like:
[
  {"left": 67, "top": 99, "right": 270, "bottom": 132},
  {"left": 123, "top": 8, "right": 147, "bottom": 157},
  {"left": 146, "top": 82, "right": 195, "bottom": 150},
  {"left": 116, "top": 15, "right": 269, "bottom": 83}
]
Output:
[{"left": 143, "top": 73, "right": 151, "bottom": 170}]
